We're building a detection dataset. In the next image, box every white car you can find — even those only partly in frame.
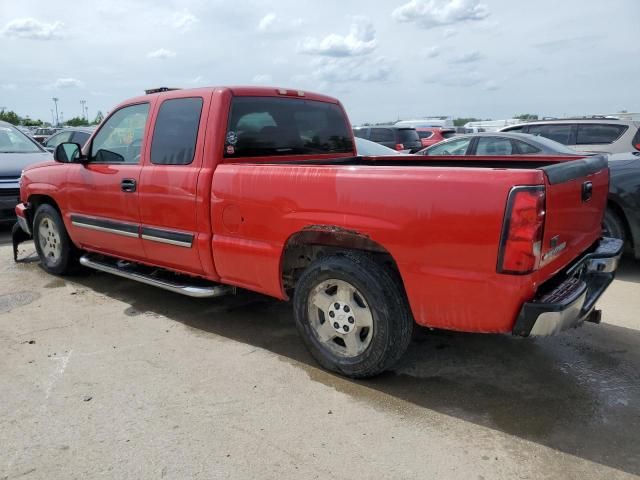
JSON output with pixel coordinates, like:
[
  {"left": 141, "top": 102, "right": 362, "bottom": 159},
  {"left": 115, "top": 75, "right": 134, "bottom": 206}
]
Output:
[{"left": 500, "top": 118, "right": 640, "bottom": 154}]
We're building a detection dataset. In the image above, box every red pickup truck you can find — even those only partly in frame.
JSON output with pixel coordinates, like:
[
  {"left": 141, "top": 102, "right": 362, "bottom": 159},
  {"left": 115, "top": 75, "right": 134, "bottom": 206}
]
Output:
[{"left": 14, "top": 86, "right": 623, "bottom": 378}]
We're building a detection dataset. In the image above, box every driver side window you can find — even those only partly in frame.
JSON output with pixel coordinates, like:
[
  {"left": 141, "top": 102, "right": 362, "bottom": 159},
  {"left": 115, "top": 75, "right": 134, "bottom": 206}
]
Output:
[
  {"left": 427, "top": 137, "right": 471, "bottom": 155},
  {"left": 90, "top": 103, "right": 150, "bottom": 163}
]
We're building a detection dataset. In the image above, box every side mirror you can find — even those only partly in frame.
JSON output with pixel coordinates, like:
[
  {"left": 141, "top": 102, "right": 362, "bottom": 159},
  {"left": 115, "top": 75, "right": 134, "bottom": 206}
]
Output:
[{"left": 54, "top": 142, "right": 85, "bottom": 163}]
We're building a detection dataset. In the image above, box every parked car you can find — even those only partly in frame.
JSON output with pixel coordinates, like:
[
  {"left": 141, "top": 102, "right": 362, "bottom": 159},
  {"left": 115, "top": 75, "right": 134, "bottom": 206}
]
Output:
[
  {"left": 32, "top": 127, "right": 61, "bottom": 144},
  {"left": 605, "top": 152, "right": 640, "bottom": 259},
  {"left": 415, "top": 127, "right": 456, "bottom": 148},
  {"left": 355, "top": 137, "right": 408, "bottom": 156},
  {"left": 42, "top": 127, "right": 93, "bottom": 153},
  {"left": 353, "top": 126, "right": 422, "bottom": 153},
  {"left": 500, "top": 118, "right": 640, "bottom": 154},
  {"left": 0, "top": 121, "right": 52, "bottom": 222},
  {"left": 415, "top": 132, "right": 582, "bottom": 156},
  {"left": 15, "top": 86, "right": 621, "bottom": 378}
]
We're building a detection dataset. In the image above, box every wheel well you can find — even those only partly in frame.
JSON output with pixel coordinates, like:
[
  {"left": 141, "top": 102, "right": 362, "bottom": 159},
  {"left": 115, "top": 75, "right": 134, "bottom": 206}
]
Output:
[
  {"left": 607, "top": 199, "right": 632, "bottom": 243},
  {"left": 280, "top": 227, "right": 405, "bottom": 296},
  {"left": 27, "top": 195, "right": 62, "bottom": 226}
]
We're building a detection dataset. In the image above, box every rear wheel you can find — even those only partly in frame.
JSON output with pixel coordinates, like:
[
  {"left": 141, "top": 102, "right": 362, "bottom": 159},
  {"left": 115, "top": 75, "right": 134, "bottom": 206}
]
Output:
[
  {"left": 293, "top": 252, "right": 413, "bottom": 378},
  {"left": 33, "top": 204, "right": 77, "bottom": 275},
  {"left": 603, "top": 207, "right": 626, "bottom": 241}
]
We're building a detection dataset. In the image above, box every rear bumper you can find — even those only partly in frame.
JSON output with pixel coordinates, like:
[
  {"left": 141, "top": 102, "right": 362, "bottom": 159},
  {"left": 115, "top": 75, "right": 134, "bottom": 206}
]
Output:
[{"left": 512, "top": 237, "right": 624, "bottom": 336}]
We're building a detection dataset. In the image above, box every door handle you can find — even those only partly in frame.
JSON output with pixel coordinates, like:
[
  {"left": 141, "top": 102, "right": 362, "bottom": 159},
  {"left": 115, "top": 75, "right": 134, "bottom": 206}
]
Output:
[{"left": 121, "top": 178, "right": 137, "bottom": 192}]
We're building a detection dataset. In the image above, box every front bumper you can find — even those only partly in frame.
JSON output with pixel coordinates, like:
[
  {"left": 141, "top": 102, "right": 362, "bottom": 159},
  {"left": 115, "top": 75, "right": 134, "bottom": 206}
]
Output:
[
  {"left": 15, "top": 202, "right": 32, "bottom": 235},
  {"left": 512, "top": 237, "right": 624, "bottom": 336}
]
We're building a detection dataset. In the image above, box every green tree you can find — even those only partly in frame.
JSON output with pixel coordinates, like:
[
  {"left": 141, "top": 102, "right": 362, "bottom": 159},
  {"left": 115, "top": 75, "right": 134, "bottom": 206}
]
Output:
[
  {"left": 22, "top": 117, "right": 43, "bottom": 127},
  {"left": 453, "top": 117, "right": 480, "bottom": 127},
  {"left": 65, "top": 116, "right": 90, "bottom": 126},
  {"left": 514, "top": 113, "right": 539, "bottom": 121},
  {"left": 0, "top": 110, "right": 21, "bottom": 125}
]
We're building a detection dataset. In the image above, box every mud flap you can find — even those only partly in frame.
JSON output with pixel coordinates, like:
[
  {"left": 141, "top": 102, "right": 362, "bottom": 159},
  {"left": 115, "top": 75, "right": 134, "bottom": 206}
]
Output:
[{"left": 12, "top": 222, "right": 32, "bottom": 262}]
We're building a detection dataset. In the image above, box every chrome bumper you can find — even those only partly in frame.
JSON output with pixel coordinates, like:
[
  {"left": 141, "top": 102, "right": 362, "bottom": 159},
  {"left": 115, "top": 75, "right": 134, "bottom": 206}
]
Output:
[{"left": 513, "top": 237, "right": 624, "bottom": 337}]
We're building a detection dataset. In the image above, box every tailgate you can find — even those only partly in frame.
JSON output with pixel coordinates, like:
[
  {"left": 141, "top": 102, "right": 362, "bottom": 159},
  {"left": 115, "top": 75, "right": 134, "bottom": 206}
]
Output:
[{"left": 538, "top": 155, "right": 609, "bottom": 274}]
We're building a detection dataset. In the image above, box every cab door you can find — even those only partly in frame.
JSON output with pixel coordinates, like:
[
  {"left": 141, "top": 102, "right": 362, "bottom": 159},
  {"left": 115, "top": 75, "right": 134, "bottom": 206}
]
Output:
[
  {"left": 137, "top": 94, "right": 209, "bottom": 275},
  {"left": 65, "top": 102, "right": 152, "bottom": 261}
]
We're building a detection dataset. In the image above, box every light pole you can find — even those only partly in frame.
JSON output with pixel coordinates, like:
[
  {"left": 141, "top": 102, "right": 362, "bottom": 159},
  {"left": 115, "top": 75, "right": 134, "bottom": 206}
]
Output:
[
  {"left": 52, "top": 97, "right": 59, "bottom": 126},
  {"left": 50, "top": 109, "right": 55, "bottom": 126},
  {"left": 60, "top": 112, "right": 64, "bottom": 125},
  {"left": 80, "top": 100, "right": 86, "bottom": 121}
]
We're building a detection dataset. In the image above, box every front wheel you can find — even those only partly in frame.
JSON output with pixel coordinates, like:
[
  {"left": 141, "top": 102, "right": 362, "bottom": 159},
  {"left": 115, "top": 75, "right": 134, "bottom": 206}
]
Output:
[
  {"left": 33, "top": 204, "right": 77, "bottom": 275},
  {"left": 293, "top": 252, "right": 413, "bottom": 378}
]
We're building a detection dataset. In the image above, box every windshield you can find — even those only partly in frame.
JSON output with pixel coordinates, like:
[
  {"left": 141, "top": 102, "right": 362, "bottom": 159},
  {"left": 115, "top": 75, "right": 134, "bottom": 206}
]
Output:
[{"left": 0, "top": 125, "right": 43, "bottom": 153}]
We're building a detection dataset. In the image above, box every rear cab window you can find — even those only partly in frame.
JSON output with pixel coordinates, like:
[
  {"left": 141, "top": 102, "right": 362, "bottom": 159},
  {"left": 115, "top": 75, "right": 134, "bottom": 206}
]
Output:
[
  {"left": 416, "top": 131, "right": 433, "bottom": 139},
  {"left": 225, "top": 97, "right": 353, "bottom": 158},
  {"left": 369, "top": 128, "right": 394, "bottom": 143}
]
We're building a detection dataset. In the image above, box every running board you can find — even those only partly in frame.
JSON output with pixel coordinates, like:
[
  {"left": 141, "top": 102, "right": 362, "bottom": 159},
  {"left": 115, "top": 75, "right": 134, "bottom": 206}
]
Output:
[{"left": 79, "top": 254, "right": 235, "bottom": 298}]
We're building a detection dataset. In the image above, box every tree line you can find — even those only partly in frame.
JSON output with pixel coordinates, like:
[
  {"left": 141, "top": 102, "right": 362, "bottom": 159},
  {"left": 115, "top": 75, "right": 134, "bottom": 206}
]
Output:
[{"left": 0, "top": 109, "right": 104, "bottom": 127}]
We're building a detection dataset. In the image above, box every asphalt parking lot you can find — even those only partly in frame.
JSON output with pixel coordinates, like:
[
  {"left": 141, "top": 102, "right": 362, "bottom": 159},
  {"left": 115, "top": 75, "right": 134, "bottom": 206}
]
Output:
[{"left": 1, "top": 226, "right": 639, "bottom": 479}]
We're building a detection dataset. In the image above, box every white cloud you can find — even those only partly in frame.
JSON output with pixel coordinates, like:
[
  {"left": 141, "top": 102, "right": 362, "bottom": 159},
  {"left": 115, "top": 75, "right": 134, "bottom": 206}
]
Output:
[
  {"left": 306, "top": 56, "right": 392, "bottom": 84},
  {"left": 188, "top": 75, "right": 207, "bottom": 85},
  {"left": 424, "top": 70, "right": 485, "bottom": 87},
  {"left": 171, "top": 9, "right": 198, "bottom": 32},
  {"left": 53, "top": 78, "right": 84, "bottom": 89},
  {"left": 2, "top": 18, "right": 64, "bottom": 40},
  {"left": 449, "top": 50, "right": 483, "bottom": 64},
  {"left": 392, "top": 0, "right": 489, "bottom": 29},
  {"left": 423, "top": 46, "right": 440, "bottom": 58},
  {"left": 1, "top": 83, "right": 17, "bottom": 90},
  {"left": 299, "top": 17, "right": 376, "bottom": 57},
  {"left": 443, "top": 28, "right": 457, "bottom": 38},
  {"left": 147, "top": 48, "right": 176, "bottom": 59},
  {"left": 484, "top": 80, "right": 499, "bottom": 91},
  {"left": 257, "top": 13, "right": 303, "bottom": 34},
  {"left": 252, "top": 74, "right": 273, "bottom": 84}
]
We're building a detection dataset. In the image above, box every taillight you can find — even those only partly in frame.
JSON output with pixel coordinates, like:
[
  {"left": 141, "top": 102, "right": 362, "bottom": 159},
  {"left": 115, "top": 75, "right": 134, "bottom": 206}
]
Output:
[
  {"left": 497, "top": 186, "right": 546, "bottom": 274},
  {"left": 395, "top": 143, "right": 404, "bottom": 151},
  {"left": 632, "top": 128, "right": 640, "bottom": 151}
]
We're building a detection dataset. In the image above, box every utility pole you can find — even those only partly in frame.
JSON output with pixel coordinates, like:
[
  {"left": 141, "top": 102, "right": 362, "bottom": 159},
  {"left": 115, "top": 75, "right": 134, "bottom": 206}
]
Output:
[
  {"left": 85, "top": 103, "right": 89, "bottom": 122},
  {"left": 52, "top": 97, "right": 59, "bottom": 126},
  {"left": 80, "top": 100, "right": 87, "bottom": 121}
]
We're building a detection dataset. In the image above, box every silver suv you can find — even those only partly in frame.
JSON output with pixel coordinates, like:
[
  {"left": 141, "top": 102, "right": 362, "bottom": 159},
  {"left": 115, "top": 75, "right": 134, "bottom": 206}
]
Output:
[{"left": 500, "top": 117, "right": 640, "bottom": 154}]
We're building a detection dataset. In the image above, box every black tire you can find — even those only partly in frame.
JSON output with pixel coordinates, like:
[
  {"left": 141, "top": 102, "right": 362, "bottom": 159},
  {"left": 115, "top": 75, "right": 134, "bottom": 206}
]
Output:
[
  {"left": 603, "top": 207, "right": 626, "bottom": 241},
  {"left": 33, "top": 204, "right": 77, "bottom": 275},
  {"left": 293, "top": 252, "right": 413, "bottom": 378}
]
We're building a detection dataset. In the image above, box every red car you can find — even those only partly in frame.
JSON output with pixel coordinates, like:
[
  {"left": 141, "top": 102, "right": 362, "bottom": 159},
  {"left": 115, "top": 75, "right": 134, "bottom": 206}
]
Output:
[
  {"left": 15, "top": 86, "right": 622, "bottom": 378},
  {"left": 416, "top": 127, "right": 456, "bottom": 148}
]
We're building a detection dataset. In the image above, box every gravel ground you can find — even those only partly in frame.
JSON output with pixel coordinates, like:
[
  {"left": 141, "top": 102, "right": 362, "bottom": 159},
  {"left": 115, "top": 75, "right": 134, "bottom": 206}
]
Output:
[{"left": 1, "top": 227, "right": 639, "bottom": 480}]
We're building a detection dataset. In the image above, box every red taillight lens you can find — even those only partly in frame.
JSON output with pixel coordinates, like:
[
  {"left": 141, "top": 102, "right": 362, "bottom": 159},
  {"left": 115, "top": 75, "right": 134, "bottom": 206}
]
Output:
[
  {"left": 395, "top": 143, "right": 404, "bottom": 151},
  {"left": 497, "top": 186, "right": 546, "bottom": 274}
]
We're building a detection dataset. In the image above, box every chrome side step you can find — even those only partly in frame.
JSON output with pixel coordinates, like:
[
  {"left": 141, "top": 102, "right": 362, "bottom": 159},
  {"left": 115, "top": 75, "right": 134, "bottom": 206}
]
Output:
[{"left": 79, "top": 254, "right": 235, "bottom": 298}]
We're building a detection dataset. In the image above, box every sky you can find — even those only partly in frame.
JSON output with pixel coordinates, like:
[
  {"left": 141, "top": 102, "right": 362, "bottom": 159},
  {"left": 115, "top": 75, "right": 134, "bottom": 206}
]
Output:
[{"left": 0, "top": 0, "right": 638, "bottom": 125}]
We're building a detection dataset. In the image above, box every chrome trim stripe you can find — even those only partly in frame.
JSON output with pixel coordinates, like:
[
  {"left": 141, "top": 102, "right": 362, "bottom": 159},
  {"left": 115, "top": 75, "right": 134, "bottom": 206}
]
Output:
[
  {"left": 71, "top": 220, "right": 139, "bottom": 238},
  {"left": 141, "top": 234, "right": 192, "bottom": 248}
]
